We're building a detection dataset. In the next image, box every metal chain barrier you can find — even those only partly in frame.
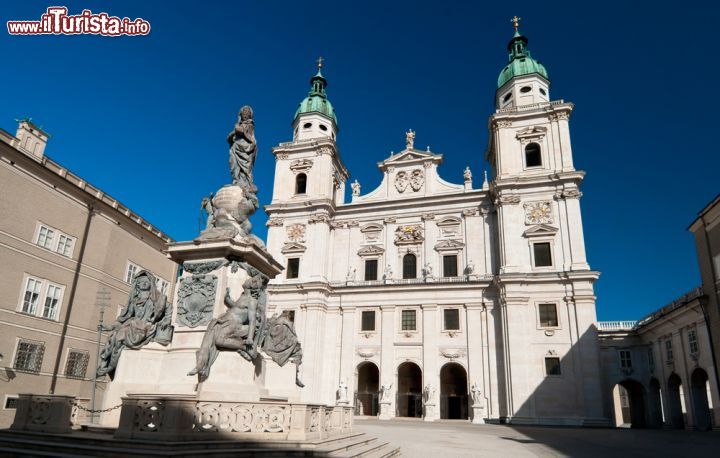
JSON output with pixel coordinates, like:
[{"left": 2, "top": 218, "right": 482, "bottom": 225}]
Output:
[{"left": 73, "top": 401, "right": 123, "bottom": 414}]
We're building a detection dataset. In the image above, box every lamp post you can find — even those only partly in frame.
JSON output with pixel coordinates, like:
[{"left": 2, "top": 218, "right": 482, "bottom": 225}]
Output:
[{"left": 90, "top": 288, "right": 111, "bottom": 423}]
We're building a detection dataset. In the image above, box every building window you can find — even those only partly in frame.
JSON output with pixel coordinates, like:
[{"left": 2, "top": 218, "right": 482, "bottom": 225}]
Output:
[
  {"left": 295, "top": 173, "right": 307, "bottom": 195},
  {"left": 21, "top": 277, "right": 43, "bottom": 315},
  {"left": 665, "top": 339, "right": 673, "bottom": 362},
  {"left": 65, "top": 350, "right": 89, "bottom": 379},
  {"left": 36, "top": 225, "right": 55, "bottom": 249},
  {"left": 364, "top": 259, "right": 378, "bottom": 281},
  {"left": 533, "top": 242, "right": 552, "bottom": 267},
  {"left": 361, "top": 311, "right": 376, "bottom": 331},
  {"left": 13, "top": 340, "right": 45, "bottom": 373},
  {"left": 403, "top": 253, "right": 417, "bottom": 279},
  {"left": 525, "top": 142, "right": 542, "bottom": 168},
  {"left": 303, "top": 122, "right": 312, "bottom": 129},
  {"left": 713, "top": 253, "right": 720, "bottom": 280},
  {"left": 444, "top": 308, "right": 460, "bottom": 331},
  {"left": 538, "top": 303, "right": 558, "bottom": 327},
  {"left": 502, "top": 92, "right": 512, "bottom": 103},
  {"left": 443, "top": 255, "right": 458, "bottom": 277},
  {"left": 401, "top": 310, "right": 417, "bottom": 331},
  {"left": 545, "top": 357, "right": 561, "bottom": 376},
  {"left": 688, "top": 329, "right": 699, "bottom": 355},
  {"left": 42, "top": 284, "right": 63, "bottom": 320},
  {"left": 125, "top": 262, "right": 140, "bottom": 283},
  {"left": 619, "top": 349, "right": 632, "bottom": 369},
  {"left": 4, "top": 396, "right": 18, "bottom": 410},
  {"left": 520, "top": 86, "right": 532, "bottom": 93},
  {"left": 286, "top": 258, "right": 300, "bottom": 279},
  {"left": 56, "top": 234, "right": 74, "bottom": 257}
]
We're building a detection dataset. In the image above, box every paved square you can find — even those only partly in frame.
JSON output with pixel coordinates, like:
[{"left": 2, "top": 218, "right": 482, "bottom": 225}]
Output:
[{"left": 354, "top": 418, "right": 720, "bottom": 457}]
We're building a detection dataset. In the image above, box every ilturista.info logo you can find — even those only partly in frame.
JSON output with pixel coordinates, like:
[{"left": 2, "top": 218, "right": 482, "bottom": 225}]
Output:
[{"left": 7, "top": 7, "right": 151, "bottom": 36}]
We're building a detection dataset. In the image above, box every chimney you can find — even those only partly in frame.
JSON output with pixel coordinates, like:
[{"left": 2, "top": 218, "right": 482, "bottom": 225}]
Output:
[{"left": 16, "top": 119, "right": 49, "bottom": 159}]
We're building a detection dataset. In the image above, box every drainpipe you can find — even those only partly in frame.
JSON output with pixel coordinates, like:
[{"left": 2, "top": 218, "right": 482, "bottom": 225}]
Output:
[{"left": 49, "top": 203, "right": 94, "bottom": 394}]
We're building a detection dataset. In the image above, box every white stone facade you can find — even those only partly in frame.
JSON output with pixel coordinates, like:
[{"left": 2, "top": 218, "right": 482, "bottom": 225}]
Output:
[{"left": 264, "top": 68, "right": 606, "bottom": 425}]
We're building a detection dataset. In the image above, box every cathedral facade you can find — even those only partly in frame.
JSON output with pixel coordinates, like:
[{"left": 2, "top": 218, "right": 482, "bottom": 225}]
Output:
[{"left": 265, "top": 28, "right": 606, "bottom": 425}]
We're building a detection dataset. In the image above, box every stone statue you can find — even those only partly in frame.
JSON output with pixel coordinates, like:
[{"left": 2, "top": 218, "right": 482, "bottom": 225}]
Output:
[
  {"left": 464, "top": 260, "right": 475, "bottom": 277},
  {"left": 422, "top": 262, "right": 433, "bottom": 279},
  {"left": 464, "top": 166, "right": 472, "bottom": 182},
  {"left": 380, "top": 382, "right": 393, "bottom": 402},
  {"left": 470, "top": 382, "right": 482, "bottom": 405},
  {"left": 337, "top": 379, "right": 349, "bottom": 403},
  {"left": 96, "top": 271, "right": 172, "bottom": 379},
  {"left": 383, "top": 264, "right": 393, "bottom": 281},
  {"left": 262, "top": 310, "right": 305, "bottom": 387},
  {"left": 201, "top": 193, "right": 215, "bottom": 230},
  {"left": 423, "top": 384, "right": 435, "bottom": 404},
  {"left": 188, "top": 272, "right": 267, "bottom": 380},
  {"left": 346, "top": 266, "right": 356, "bottom": 282},
  {"left": 351, "top": 179, "right": 361, "bottom": 197},
  {"left": 405, "top": 129, "right": 415, "bottom": 149},
  {"left": 228, "top": 106, "right": 257, "bottom": 188}
]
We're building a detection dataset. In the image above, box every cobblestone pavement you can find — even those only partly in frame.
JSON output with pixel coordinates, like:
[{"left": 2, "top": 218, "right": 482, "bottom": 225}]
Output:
[{"left": 354, "top": 418, "right": 720, "bottom": 457}]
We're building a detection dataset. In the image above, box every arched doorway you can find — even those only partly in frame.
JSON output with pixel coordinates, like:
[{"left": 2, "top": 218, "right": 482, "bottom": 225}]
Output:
[
  {"left": 397, "top": 362, "right": 422, "bottom": 418},
  {"left": 647, "top": 378, "right": 664, "bottom": 428},
  {"left": 612, "top": 380, "right": 646, "bottom": 428},
  {"left": 440, "top": 363, "right": 468, "bottom": 419},
  {"left": 667, "top": 373, "right": 685, "bottom": 429},
  {"left": 356, "top": 362, "right": 379, "bottom": 416},
  {"left": 691, "top": 368, "right": 712, "bottom": 431}
]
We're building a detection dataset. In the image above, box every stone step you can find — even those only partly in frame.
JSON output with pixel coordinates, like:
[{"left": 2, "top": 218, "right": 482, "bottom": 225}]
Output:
[
  {"left": 319, "top": 433, "right": 378, "bottom": 455},
  {"left": 332, "top": 439, "right": 399, "bottom": 458}
]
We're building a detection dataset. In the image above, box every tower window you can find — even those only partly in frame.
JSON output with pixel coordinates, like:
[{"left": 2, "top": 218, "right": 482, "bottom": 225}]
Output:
[
  {"left": 303, "top": 122, "right": 312, "bottom": 129},
  {"left": 286, "top": 258, "right": 300, "bottom": 279},
  {"left": 525, "top": 142, "right": 542, "bottom": 168},
  {"left": 538, "top": 303, "right": 558, "bottom": 327},
  {"left": 533, "top": 242, "right": 553, "bottom": 267},
  {"left": 520, "top": 86, "right": 532, "bottom": 93},
  {"left": 402, "top": 253, "right": 417, "bottom": 279},
  {"left": 364, "top": 259, "right": 378, "bottom": 281},
  {"left": 545, "top": 357, "right": 561, "bottom": 376},
  {"left": 443, "top": 309, "right": 460, "bottom": 331},
  {"left": 295, "top": 173, "right": 307, "bottom": 194},
  {"left": 502, "top": 93, "right": 512, "bottom": 103},
  {"left": 319, "top": 124, "right": 328, "bottom": 131},
  {"left": 361, "top": 311, "right": 376, "bottom": 331},
  {"left": 539, "top": 88, "right": 547, "bottom": 96},
  {"left": 443, "top": 255, "right": 458, "bottom": 277}
]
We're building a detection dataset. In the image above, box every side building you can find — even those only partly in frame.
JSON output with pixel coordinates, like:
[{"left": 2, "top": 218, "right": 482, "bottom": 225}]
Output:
[
  {"left": 265, "top": 26, "right": 606, "bottom": 425},
  {"left": 0, "top": 120, "right": 177, "bottom": 427}
]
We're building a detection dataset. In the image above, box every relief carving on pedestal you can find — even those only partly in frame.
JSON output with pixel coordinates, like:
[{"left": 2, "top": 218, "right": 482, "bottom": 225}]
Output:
[{"left": 176, "top": 274, "right": 218, "bottom": 328}]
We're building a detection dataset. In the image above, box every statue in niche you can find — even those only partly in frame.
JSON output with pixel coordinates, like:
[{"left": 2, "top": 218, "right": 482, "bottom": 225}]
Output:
[
  {"left": 423, "top": 384, "right": 435, "bottom": 404},
  {"left": 422, "top": 262, "right": 433, "bottom": 279},
  {"left": 188, "top": 271, "right": 268, "bottom": 380},
  {"left": 380, "top": 382, "right": 393, "bottom": 402},
  {"left": 470, "top": 382, "right": 483, "bottom": 406},
  {"left": 96, "top": 271, "right": 172, "bottom": 379},
  {"left": 383, "top": 264, "right": 393, "bottom": 281},
  {"left": 262, "top": 310, "right": 305, "bottom": 387},
  {"left": 228, "top": 105, "right": 257, "bottom": 188}
]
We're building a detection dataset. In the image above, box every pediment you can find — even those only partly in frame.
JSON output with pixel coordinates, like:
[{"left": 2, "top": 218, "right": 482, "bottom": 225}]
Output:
[
  {"left": 437, "top": 216, "right": 462, "bottom": 227},
  {"left": 516, "top": 126, "right": 547, "bottom": 140},
  {"left": 281, "top": 242, "right": 307, "bottom": 254},
  {"left": 358, "top": 245, "right": 385, "bottom": 256},
  {"left": 523, "top": 224, "right": 558, "bottom": 238},
  {"left": 360, "top": 223, "right": 383, "bottom": 233},
  {"left": 434, "top": 239, "right": 465, "bottom": 251},
  {"left": 386, "top": 149, "right": 434, "bottom": 163}
]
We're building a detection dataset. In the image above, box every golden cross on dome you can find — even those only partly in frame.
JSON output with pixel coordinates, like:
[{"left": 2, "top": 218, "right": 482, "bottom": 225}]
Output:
[
  {"left": 511, "top": 16, "right": 521, "bottom": 32},
  {"left": 316, "top": 56, "right": 324, "bottom": 70}
]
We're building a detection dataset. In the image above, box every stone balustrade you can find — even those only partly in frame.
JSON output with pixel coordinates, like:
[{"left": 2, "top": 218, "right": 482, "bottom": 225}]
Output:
[
  {"left": 596, "top": 321, "right": 638, "bottom": 331},
  {"left": 10, "top": 394, "right": 75, "bottom": 434},
  {"left": 114, "top": 394, "right": 353, "bottom": 441}
]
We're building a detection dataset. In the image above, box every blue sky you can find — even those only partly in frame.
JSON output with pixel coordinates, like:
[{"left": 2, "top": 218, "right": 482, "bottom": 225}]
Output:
[{"left": 2, "top": 1, "right": 718, "bottom": 321}]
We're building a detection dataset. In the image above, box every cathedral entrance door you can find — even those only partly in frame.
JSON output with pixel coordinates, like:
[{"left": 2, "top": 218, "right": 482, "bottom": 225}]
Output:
[
  {"left": 356, "top": 362, "right": 380, "bottom": 416},
  {"left": 397, "top": 362, "right": 422, "bottom": 418},
  {"left": 440, "top": 362, "right": 468, "bottom": 419}
]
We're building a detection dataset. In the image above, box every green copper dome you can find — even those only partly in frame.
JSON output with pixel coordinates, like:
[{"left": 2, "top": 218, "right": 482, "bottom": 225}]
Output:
[
  {"left": 497, "top": 30, "right": 548, "bottom": 89},
  {"left": 293, "top": 66, "right": 338, "bottom": 126}
]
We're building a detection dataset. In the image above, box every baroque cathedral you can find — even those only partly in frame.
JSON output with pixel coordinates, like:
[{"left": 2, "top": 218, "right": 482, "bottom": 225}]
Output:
[{"left": 264, "top": 23, "right": 606, "bottom": 425}]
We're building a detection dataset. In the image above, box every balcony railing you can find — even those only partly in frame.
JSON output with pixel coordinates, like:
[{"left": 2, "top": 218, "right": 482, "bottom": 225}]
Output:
[
  {"left": 330, "top": 274, "right": 492, "bottom": 288},
  {"left": 596, "top": 321, "right": 638, "bottom": 331},
  {"left": 496, "top": 99, "right": 565, "bottom": 114}
]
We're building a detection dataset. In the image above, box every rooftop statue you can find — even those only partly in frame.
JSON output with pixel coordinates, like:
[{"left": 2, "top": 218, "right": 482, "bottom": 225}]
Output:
[{"left": 96, "top": 271, "right": 172, "bottom": 379}]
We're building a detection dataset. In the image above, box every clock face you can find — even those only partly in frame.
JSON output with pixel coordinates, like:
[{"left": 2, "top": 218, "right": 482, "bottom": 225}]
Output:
[{"left": 525, "top": 202, "right": 553, "bottom": 224}]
